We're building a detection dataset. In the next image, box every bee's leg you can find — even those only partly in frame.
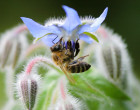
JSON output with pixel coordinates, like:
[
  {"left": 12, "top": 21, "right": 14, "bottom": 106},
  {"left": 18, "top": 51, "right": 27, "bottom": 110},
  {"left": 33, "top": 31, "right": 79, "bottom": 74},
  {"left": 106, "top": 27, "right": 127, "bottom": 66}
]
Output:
[
  {"left": 74, "top": 39, "right": 80, "bottom": 57},
  {"left": 77, "top": 55, "right": 89, "bottom": 61},
  {"left": 66, "top": 40, "right": 72, "bottom": 50},
  {"left": 65, "top": 49, "right": 71, "bottom": 56},
  {"left": 57, "top": 57, "right": 75, "bottom": 84}
]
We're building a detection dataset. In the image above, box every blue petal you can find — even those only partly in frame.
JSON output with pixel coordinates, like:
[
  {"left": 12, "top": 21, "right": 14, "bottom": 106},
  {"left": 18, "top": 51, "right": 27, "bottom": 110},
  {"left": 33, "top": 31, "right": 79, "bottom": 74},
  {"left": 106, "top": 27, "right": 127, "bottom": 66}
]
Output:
[
  {"left": 79, "top": 34, "right": 94, "bottom": 44},
  {"left": 62, "top": 5, "right": 81, "bottom": 32},
  {"left": 21, "top": 17, "right": 61, "bottom": 38},
  {"left": 78, "top": 7, "right": 108, "bottom": 34},
  {"left": 65, "top": 41, "right": 68, "bottom": 49},
  {"left": 78, "top": 24, "right": 95, "bottom": 34},
  {"left": 91, "top": 7, "right": 108, "bottom": 28},
  {"left": 42, "top": 34, "right": 60, "bottom": 47}
]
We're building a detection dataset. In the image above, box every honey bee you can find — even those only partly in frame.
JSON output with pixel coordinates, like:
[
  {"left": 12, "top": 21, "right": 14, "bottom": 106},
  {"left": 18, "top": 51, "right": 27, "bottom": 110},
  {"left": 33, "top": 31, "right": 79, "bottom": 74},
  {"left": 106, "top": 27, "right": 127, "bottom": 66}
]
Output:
[{"left": 50, "top": 37, "right": 91, "bottom": 78}]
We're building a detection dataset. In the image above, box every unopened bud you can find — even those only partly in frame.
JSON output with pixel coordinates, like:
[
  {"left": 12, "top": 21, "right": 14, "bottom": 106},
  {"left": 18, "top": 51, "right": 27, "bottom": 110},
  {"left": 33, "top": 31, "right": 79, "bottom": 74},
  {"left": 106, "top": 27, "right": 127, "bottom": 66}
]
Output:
[
  {"left": 12, "top": 42, "right": 21, "bottom": 68},
  {"left": 0, "top": 24, "right": 29, "bottom": 69},
  {"left": 101, "top": 43, "right": 122, "bottom": 80},
  {"left": 1, "top": 40, "right": 13, "bottom": 68},
  {"left": 16, "top": 73, "right": 40, "bottom": 110},
  {"left": 95, "top": 25, "right": 132, "bottom": 87},
  {"left": 16, "top": 56, "right": 59, "bottom": 110}
]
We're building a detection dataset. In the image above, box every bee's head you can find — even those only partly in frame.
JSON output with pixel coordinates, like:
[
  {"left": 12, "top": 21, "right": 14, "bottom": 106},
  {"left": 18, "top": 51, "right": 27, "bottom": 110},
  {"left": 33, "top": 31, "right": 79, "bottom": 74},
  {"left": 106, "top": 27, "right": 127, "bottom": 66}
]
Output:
[
  {"left": 50, "top": 37, "right": 63, "bottom": 52},
  {"left": 50, "top": 43, "right": 62, "bottom": 52}
]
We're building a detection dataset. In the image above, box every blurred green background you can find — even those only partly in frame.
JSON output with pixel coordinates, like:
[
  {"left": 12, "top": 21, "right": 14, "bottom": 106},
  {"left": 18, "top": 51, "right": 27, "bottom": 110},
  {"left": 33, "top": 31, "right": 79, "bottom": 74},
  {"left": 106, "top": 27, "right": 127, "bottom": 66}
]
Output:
[{"left": 0, "top": 0, "right": 139, "bottom": 77}]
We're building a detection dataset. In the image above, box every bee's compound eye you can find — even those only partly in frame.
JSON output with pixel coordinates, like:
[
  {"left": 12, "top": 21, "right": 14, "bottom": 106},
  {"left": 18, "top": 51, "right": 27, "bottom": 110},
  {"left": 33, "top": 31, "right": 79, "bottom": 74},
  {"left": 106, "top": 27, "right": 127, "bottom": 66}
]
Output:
[
  {"left": 52, "top": 44, "right": 61, "bottom": 51},
  {"left": 56, "top": 45, "right": 59, "bottom": 48},
  {"left": 55, "top": 45, "right": 60, "bottom": 49}
]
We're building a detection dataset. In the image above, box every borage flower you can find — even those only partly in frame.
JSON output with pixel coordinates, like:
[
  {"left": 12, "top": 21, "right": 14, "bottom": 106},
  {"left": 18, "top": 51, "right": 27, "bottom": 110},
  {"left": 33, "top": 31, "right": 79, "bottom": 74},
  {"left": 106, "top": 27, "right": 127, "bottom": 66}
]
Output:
[{"left": 21, "top": 5, "right": 108, "bottom": 47}]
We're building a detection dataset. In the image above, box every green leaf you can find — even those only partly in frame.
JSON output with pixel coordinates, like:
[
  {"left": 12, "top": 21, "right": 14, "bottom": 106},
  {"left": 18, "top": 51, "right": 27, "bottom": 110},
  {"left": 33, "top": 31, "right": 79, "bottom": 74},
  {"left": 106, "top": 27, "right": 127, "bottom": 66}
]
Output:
[
  {"left": 83, "top": 32, "right": 99, "bottom": 42},
  {"left": 86, "top": 75, "right": 131, "bottom": 100},
  {"left": 68, "top": 70, "right": 131, "bottom": 110},
  {"left": 97, "top": 100, "right": 133, "bottom": 110},
  {"left": 68, "top": 74, "right": 111, "bottom": 103}
]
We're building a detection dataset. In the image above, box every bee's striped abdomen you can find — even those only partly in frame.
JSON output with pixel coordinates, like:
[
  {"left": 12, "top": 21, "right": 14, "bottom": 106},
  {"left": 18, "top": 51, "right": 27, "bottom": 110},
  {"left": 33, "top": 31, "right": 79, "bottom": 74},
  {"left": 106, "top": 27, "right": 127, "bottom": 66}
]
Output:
[{"left": 68, "top": 62, "right": 91, "bottom": 73}]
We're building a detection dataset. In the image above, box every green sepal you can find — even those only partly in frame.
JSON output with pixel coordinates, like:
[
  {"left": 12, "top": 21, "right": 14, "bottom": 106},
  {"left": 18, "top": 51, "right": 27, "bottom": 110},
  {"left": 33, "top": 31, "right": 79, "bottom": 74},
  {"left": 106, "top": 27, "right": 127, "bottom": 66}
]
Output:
[
  {"left": 83, "top": 32, "right": 99, "bottom": 42},
  {"left": 33, "top": 33, "right": 52, "bottom": 44}
]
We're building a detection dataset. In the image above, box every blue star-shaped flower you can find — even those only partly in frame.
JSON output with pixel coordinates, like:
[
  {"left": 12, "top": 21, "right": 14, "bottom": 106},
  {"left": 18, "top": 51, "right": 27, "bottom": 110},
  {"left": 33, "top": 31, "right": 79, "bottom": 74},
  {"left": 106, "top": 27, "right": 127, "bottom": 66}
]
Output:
[{"left": 21, "top": 5, "right": 108, "bottom": 47}]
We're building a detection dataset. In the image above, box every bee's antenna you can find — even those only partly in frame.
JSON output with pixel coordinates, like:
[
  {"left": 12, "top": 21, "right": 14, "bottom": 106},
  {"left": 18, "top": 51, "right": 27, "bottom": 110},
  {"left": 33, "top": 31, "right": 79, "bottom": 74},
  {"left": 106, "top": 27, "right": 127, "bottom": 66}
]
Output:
[{"left": 52, "top": 35, "right": 59, "bottom": 44}]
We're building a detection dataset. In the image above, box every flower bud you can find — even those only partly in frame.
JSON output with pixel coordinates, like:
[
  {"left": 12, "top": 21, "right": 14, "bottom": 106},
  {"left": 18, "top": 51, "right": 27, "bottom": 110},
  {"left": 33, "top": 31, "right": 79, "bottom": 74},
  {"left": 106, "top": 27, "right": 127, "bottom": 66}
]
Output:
[
  {"left": 1, "top": 40, "right": 13, "bottom": 68},
  {"left": 16, "top": 56, "right": 58, "bottom": 110},
  {"left": 12, "top": 42, "right": 21, "bottom": 68},
  {"left": 0, "top": 24, "right": 29, "bottom": 69},
  {"left": 101, "top": 43, "right": 122, "bottom": 80},
  {"left": 95, "top": 25, "right": 132, "bottom": 88},
  {"left": 16, "top": 73, "right": 40, "bottom": 110}
]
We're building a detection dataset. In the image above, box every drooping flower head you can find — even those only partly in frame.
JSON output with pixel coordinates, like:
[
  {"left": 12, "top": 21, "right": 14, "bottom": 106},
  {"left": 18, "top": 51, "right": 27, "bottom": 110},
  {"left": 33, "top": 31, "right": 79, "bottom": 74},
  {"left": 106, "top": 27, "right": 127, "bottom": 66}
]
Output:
[{"left": 21, "top": 5, "right": 108, "bottom": 47}]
